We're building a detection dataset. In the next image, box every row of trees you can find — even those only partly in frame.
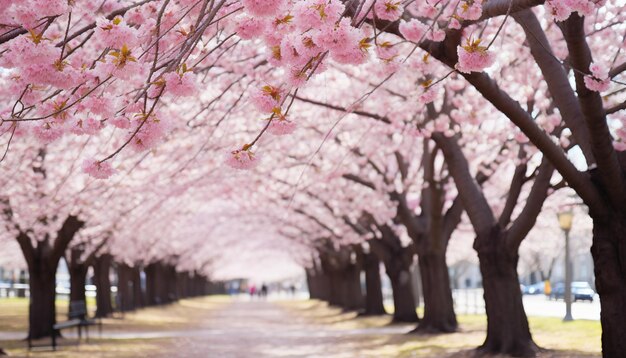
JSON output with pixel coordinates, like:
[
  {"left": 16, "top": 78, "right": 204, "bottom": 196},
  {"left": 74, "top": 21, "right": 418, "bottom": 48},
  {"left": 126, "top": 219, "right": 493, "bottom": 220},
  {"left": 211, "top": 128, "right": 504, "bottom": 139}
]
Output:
[{"left": 0, "top": 0, "right": 624, "bottom": 357}]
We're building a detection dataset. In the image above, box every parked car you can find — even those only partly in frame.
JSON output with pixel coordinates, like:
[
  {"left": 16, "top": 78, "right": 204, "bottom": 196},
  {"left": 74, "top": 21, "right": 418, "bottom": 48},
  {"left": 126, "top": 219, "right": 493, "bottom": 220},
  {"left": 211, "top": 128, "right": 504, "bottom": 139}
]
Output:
[
  {"left": 549, "top": 282, "right": 595, "bottom": 302},
  {"left": 522, "top": 282, "right": 544, "bottom": 295}
]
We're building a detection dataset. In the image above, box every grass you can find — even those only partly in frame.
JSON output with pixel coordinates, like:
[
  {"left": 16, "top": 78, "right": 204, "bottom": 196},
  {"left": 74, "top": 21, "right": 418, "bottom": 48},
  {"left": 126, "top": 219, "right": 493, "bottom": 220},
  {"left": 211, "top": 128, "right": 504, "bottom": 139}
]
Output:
[
  {"left": 0, "top": 296, "right": 230, "bottom": 357},
  {"left": 0, "top": 296, "right": 98, "bottom": 332},
  {"left": 282, "top": 300, "right": 601, "bottom": 357}
]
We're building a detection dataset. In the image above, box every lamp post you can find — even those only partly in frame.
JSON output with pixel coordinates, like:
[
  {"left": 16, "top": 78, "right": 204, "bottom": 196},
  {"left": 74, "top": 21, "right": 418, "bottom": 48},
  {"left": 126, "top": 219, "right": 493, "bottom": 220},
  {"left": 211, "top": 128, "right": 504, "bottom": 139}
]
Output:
[{"left": 558, "top": 209, "right": 574, "bottom": 322}]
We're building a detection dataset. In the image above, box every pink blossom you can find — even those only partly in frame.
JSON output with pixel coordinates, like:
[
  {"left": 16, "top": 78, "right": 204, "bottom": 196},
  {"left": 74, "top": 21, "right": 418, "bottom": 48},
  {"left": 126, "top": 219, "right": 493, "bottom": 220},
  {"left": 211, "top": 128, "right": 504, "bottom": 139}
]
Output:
[
  {"left": 82, "top": 159, "right": 116, "bottom": 179},
  {"left": 235, "top": 16, "right": 267, "bottom": 40},
  {"left": 128, "top": 118, "right": 166, "bottom": 152},
  {"left": 428, "top": 27, "right": 446, "bottom": 42},
  {"left": 399, "top": 19, "right": 427, "bottom": 43},
  {"left": 94, "top": 16, "right": 140, "bottom": 49},
  {"left": 71, "top": 118, "right": 104, "bottom": 135},
  {"left": 514, "top": 131, "right": 530, "bottom": 143},
  {"left": 242, "top": 0, "right": 286, "bottom": 17},
  {"left": 225, "top": 146, "right": 260, "bottom": 170},
  {"left": 163, "top": 71, "right": 197, "bottom": 97},
  {"left": 286, "top": 68, "right": 308, "bottom": 88},
  {"left": 267, "top": 117, "right": 297, "bottom": 135},
  {"left": 459, "top": 1, "right": 483, "bottom": 20},
  {"left": 111, "top": 116, "right": 131, "bottom": 129},
  {"left": 584, "top": 62, "right": 610, "bottom": 92},
  {"left": 419, "top": 87, "right": 437, "bottom": 104},
  {"left": 32, "top": 121, "right": 64, "bottom": 143},
  {"left": 417, "top": 2, "right": 439, "bottom": 18},
  {"left": 584, "top": 76, "right": 610, "bottom": 92},
  {"left": 614, "top": 142, "right": 626, "bottom": 151},
  {"left": 374, "top": 1, "right": 404, "bottom": 21},
  {"left": 589, "top": 62, "right": 609, "bottom": 79},
  {"left": 448, "top": 18, "right": 462, "bottom": 30},
  {"left": 292, "top": 0, "right": 344, "bottom": 30},
  {"left": 250, "top": 85, "right": 282, "bottom": 113},
  {"left": 456, "top": 38, "right": 495, "bottom": 73},
  {"left": 546, "top": 0, "right": 572, "bottom": 21},
  {"left": 376, "top": 42, "right": 398, "bottom": 62}
]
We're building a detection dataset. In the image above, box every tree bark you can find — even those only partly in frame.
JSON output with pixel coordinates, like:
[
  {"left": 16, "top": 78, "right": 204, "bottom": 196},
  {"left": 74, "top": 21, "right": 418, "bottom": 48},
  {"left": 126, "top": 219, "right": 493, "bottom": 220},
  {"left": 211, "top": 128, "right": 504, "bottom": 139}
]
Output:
[
  {"left": 591, "top": 215, "right": 626, "bottom": 357},
  {"left": 361, "top": 253, "right": 386, "bottom": 315},
  {"left": 132, "top": 265, "right": 144, "bottom": 308},
  {"left": 413, "top": 251, "right": 457, "bottom": 333},
  {"left": 28, "top": 261, "right": 57, "bottom": 339},
  {"left": 12, "top": 215, "right": 85, "bottom": 339},
  {"left": 145, "top": 263, "right": 160, "bottom": 305},
  {"left": 117, "top": 263, "right": 133, "bottom": 311},
  {"left": 68, "top": 261, "right": 88, "bottom": 313},
  {"left": 386, "top": 265, "right": 419, "bottom": 323},
  {"left": 476, "top": 229, "right": 538, "bottom": 357},
  {"left": 94, "top": 254, "right": 113, "bottom": 318},
  {"left": 339, "top": 263, "right": 363, "bottom": 311}
]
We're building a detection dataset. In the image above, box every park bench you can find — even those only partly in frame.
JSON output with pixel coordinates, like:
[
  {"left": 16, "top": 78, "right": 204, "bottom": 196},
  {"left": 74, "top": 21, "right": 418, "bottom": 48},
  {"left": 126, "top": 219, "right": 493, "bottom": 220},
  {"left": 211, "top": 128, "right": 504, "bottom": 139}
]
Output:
[{"left": 28, "top": 300, "right": 102, "bottom": 351}]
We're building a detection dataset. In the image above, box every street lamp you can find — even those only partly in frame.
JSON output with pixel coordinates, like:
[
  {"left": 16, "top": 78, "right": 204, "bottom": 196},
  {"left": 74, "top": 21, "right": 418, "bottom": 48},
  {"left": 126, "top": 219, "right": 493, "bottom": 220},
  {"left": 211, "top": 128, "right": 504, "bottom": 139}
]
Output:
[{"left": 558, "top": 209, "right": 574, "bottom": 322}]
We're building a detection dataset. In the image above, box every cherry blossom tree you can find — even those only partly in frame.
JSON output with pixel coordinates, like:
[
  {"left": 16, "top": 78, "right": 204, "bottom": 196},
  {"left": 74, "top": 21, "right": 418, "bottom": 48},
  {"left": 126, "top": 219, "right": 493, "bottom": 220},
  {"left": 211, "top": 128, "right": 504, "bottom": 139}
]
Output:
[{"left": 1, "top": 1, "right": 626, "bottom": 356}]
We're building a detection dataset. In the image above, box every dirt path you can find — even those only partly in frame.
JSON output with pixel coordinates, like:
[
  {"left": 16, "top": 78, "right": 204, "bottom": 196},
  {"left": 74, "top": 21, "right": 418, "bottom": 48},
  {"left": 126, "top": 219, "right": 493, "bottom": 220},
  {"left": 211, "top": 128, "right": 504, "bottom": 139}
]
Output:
[
  {"left": 152, "top": 298, "right": 412, "bottom": 358},
  {"left": 0, "top": 297, "right": 602, "bottom": 357}
]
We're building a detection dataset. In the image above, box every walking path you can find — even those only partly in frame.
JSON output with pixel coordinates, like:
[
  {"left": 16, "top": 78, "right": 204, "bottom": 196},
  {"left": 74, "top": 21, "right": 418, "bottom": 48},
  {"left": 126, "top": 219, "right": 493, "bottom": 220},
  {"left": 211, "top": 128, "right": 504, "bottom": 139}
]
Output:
[
  {"left": 153, "top": 298, "right": 414, "bottom": 357},
  {"left": 0, "top": 296, "right": 602, "bottom": 357}
]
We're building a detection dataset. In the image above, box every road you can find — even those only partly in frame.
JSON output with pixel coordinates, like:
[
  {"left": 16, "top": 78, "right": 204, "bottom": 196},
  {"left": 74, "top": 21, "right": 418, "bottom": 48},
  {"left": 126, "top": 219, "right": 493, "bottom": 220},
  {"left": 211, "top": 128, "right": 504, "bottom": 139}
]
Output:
[{"left": 451, "top": 289, "right": 601, "bottom": 320}]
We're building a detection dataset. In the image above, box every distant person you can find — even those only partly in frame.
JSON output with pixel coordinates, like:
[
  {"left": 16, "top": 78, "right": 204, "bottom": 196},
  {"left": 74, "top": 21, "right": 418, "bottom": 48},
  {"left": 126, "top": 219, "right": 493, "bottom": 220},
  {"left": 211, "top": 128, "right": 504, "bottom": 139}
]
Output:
[
  {"left": 261, "top": 284, "right": 268, "bottom": 297},
  {"left": 289, "top": 284, "right": 296, "bottom": 296},
  {"left": 249, "top": 285, "right": 257, "bottom": 297}
]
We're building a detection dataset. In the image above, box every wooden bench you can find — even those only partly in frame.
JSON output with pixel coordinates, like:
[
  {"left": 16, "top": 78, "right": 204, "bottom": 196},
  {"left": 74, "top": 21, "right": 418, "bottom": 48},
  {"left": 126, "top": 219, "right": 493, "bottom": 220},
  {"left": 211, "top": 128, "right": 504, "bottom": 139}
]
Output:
[{"left": 28, "top": 300, "right": 102, "bottom": 351}]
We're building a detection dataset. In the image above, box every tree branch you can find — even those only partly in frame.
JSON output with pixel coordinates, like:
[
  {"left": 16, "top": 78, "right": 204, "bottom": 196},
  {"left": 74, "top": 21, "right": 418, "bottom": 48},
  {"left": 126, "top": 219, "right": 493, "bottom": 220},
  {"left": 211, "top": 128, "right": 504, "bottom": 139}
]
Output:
[
  {"left": 51, "top": 215, "right": 85, "bottom": 264},
  {"left": 513, "top": 9, "right": 595, "bottom": 165},
  {"left": 560, "top": 14, "right": 624, "bottom": 212}
]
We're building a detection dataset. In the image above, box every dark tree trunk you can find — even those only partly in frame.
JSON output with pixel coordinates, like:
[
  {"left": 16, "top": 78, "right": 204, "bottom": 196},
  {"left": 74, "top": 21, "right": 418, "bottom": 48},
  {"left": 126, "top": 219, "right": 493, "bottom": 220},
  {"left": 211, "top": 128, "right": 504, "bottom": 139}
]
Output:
[
  {"left": 94, "top": 254, "right": 113, "bottom": 318},
  {"left": 339, "top": 263, "right": 363, "bottom": 311},
  {"left": 68, "top": 262, "right": 88, "bottom": 314},
  {"left": 28, "top": 262, "right": 57, "bottom": 339},
  {"left": 117, "top": 263, "right": 133, "bottom": 311},
  {"left": 12, "top": 215, "right": 84, "bottom": 339},
  {"left": 132, "top": 266, "right": 144, "bottom": 308},
  {"left": 362, "top": 253, "right": 386, "bottom": 315},
  {"left": 591, "top": 215, "right": 626, "bottom": 357},
  {"left": 476, "top": 230, "right": 538, "bottom": 357},
  {"left": 414, "top": 251, "right": 457, "bottom": 333},
  {"left": 166, "top": 265, "right": 178, "bottom": 302},
  {"left": 306, "top": 269, "right": 317, "bottom": 299},
  {"left": 386, "top": 266, "right": 419, "bottom": 323},
  {"left": 145, "top": 263, "right": 160, "bottom": 305},
  {"left": 327, "top": 271, "right": 343, "bottom": 307}
]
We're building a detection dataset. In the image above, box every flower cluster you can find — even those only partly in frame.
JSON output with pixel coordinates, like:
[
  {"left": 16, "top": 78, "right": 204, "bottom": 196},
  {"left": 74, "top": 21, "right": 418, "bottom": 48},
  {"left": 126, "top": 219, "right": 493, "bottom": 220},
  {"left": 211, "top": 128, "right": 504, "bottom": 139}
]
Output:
[
  {"left": 82, "top": 159, "right": 116, "bottom": 179},
  {"left": 456, "top": 38, "right": 495, "bottom": 73},
  {"left": 583, "top": 62, "right": 610, "bottom": 92},
  {"left": 545, "top": 0, "right": 601, "bottom": 21},
  {"left": 225, "top": 145, "right": 260, "bottom": 170}
]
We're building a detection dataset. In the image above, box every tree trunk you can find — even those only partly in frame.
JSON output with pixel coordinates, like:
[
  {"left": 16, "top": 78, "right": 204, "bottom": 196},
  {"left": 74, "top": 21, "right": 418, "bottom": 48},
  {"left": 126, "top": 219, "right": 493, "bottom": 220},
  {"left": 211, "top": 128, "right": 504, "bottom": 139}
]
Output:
[
  {"left": 476, "top": 230, "right": 538, "bottom": 357},
  {"left": 362, "top": 253, "right": 386, "bottom": 315},
  {"left": 132, "top": 266, "right": 145, "bottom": 308},
  {"left": 117, "top": 263, "right": 133, "bottom": 311},
  {"left": 68, "top": 262, "right": 88, "bottom": 315},
  {"left": 28, "top": 262, "right": 57, "bottom": 339},
  {"left": 591, "top": 215, "right": 626, "bottom": 357},
  {"left": 386, "top": 266, "right": 419, "bottom": 323},
  {"left": 339, "top": 263, "right": 363, "bottom": 311},
  {"left": 145, "top": 263, "right": 160, "bottom": 305},
  {"left": 327, "top": 270, "right": 343, "bottom": 307},
  {"left": 414, "top": 251, "right": 457, "bottom": 333},
  {"left": 94, "top": 254, "right": 113, "bottom": 318}
]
